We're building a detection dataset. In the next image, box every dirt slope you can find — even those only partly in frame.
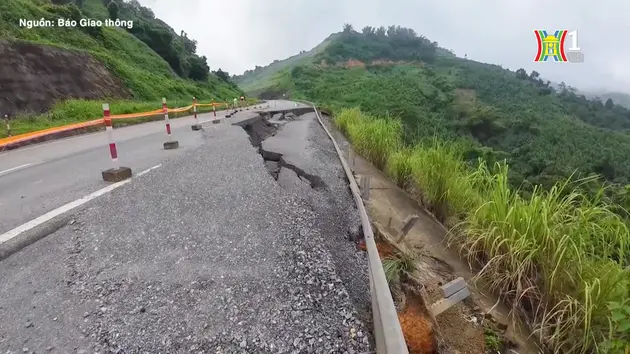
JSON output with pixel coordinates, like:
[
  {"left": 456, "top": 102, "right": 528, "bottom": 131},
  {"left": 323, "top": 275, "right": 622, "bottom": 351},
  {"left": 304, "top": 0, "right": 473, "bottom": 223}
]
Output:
[{"left": 0, "top": 40, "right": 131, "bottom": 116}]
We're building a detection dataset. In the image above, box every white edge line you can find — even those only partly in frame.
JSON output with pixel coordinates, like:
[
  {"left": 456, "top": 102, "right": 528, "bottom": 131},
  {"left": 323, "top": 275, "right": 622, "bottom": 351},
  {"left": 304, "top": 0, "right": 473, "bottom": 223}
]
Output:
[
  {"left": 136, "top": 164, "right": 162, "bottom": 176},
  {"left": 0, "top": 164, "right": 162, "bottom": 244},
  {"left": 0, "top": 163, "right": 33, "bottom": 176}
]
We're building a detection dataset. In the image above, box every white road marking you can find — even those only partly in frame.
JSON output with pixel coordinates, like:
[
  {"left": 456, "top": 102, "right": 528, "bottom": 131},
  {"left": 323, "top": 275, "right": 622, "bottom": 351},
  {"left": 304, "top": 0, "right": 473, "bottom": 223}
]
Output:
[
  {"left": 0, "top": 163, "right": 33, "bottom": 176},
  {"left": 136, "top": 164, "right": 162, "bottom": 176},
  {"left": 0, "top": 164, "right": 162, "bottom": 244}
]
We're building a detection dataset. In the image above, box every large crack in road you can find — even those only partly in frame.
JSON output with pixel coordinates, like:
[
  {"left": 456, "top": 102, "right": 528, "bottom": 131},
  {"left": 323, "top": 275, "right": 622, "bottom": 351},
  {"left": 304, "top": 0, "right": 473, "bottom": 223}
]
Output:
[
  {"left": 237, "top": 114, "right": 327, "bottom": 193},
  {"left": 0, "top": 105, "right": 374, "bottom": 353},
  {"left": 236, "top": 110, "right": 373, "bottom": 338}
]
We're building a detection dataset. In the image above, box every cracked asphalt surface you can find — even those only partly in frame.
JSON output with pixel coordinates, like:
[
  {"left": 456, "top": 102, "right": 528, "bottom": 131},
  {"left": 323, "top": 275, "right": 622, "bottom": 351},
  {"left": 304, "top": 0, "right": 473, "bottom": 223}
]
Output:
[{"left": 0, "top": 102, "right": 373, "bottom": 353}]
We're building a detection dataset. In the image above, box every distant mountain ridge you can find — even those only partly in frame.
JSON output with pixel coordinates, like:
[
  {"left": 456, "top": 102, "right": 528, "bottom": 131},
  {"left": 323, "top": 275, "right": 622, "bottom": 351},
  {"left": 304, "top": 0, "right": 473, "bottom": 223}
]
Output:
[{"left": 583, "top": 91, "right": 630, "bottom": 109}]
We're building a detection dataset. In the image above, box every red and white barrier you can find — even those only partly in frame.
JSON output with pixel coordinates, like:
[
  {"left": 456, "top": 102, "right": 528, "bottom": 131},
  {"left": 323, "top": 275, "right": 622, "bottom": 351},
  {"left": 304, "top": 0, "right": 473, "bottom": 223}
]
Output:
[
  {"left": 213, "top": 102, "right": 216, "bottom": 117},
  {"left": 101, "top": 103, "right": 132, "bottom": 181},
  {"left": 162, "top": 97, "right": 179, "bottom": 149},
  {"left": 191, "top": 97, "right": 202, "bottom": 130},
  {"left": 162, "top": 97, "right": 171, "bottom": 136},
  {"left": 194, "top": 97, "right": 200, "bottom": 123},
  {"left": 103, "top": 103, "right": 119, "bottom": 169}
]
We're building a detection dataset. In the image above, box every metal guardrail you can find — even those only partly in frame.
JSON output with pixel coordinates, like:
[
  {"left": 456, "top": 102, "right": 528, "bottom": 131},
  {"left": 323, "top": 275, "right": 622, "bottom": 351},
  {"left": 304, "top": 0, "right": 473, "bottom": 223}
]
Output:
[{"left": 298, "top": 100, "right": 409, "bottom": 354}]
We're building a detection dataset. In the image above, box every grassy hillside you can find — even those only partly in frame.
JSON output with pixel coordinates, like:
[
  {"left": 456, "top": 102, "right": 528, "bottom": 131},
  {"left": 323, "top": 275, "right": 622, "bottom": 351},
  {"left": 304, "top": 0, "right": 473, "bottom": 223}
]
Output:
[
  {"left": 233, "top": 33, "right": 337, "bottom": 96},
  {"left": 0, "top": 0, "right": 243, "bottom": 134},
  {"left": 241, "top": 25, "right": 630, "bottom": 353}
]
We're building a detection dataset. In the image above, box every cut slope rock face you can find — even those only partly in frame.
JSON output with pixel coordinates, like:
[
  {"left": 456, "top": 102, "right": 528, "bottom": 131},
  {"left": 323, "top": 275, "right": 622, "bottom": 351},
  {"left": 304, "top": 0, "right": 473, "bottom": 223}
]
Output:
[{"left": 0, "top": 40, "right": 131, "bottom": 116}]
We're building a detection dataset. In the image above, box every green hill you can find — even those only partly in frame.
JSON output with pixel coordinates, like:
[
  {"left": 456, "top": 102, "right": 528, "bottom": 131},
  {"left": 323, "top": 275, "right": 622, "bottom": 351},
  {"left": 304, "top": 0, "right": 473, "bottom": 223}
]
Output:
[
  {"left": 232, "top": 33, "right": 338, "bottom": 97},
  {"left": 0, "top": 0, "right": 243, "bottom": 135},
  {"left": 239, "top": 24, "right": 630, "bottom": 354},
  {"left": 243, "top": 25, "right": 630, "bottom": 192}
]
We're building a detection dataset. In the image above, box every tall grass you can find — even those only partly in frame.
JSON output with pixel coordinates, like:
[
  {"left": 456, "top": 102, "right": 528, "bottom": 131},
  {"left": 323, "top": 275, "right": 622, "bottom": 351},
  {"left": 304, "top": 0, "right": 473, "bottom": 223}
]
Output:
[
  {"left": 335, "top": 108, "right": 402, "bottom": 169},
  {"left": 334, "top": 107, "right": 630, "bottom": 353}
]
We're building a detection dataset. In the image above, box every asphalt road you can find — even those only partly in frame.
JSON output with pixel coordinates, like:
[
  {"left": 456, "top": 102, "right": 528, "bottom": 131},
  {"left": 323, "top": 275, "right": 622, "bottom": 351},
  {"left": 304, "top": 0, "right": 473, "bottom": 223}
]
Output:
[
  {"left": 0, "top": 100, "right": 372, "bottom": 353},
  {"left": 0, "top": 100, "right": 301, "bottom": 235}
]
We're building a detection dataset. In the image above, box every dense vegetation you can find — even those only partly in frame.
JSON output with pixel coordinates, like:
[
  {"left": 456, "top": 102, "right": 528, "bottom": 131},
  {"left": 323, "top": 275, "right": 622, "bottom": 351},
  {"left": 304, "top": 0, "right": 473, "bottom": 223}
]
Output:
[
  {"left": 0, "top": 0, "right": 243, "bottom": 135},
  {"left": 335, "top": 108, "right": 630, "bottom": 354},
  {"left": 315, "top": 24, "right": 441, "bottom": 64},
  {"left": 242, "top": 24, "right": 630, "bottom": 353}
]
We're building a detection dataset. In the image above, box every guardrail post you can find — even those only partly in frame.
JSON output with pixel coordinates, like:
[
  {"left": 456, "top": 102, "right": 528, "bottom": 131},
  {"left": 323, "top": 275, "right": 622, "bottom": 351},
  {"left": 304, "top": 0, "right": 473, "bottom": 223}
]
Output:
[
  {"left": 101, "top": 103, "right": 132, "bottom": 182},
  {"left": 191, "top": 97, "right": 202, "bottom": 131},
  {"left": 4, "top": 115, "right": 10, "bottom": 137},
  {"left": 212, "top": 100, "right": 220, "bottom": 124},
  {"left": 162, "top": 97, "right": 179, "bottom": 150}
]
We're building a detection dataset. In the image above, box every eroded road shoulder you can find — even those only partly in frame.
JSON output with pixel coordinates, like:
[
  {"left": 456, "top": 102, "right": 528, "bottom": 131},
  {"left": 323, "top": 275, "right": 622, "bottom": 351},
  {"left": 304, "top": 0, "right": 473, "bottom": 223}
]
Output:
[{"left": 0, "top": 107, "right": 372, "bottom": 353}]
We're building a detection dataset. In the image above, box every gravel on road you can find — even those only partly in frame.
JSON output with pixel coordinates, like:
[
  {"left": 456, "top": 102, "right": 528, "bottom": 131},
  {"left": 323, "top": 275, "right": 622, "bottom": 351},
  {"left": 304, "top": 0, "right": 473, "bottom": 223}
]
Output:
[{"left": 0, "top": 107, "right": 372, "bottom": 353}]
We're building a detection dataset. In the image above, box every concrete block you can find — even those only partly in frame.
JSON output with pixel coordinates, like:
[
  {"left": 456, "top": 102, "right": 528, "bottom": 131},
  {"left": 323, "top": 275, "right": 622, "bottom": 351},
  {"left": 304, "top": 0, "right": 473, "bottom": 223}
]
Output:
[
  {"left": 191, "top": 124, "right": 202, "bottom": 131},
  {"left": 163, "top": 140, "right": 179, "bottom": 150},
  {"left": 212, "top": 119, "right": 220, "bottom": 124},
  {"left": 430, "top": 286, "right": 471, "bottom": 317},
  {"left": 102, "top": 166, "right": 132, "bottom": 182},
  {"left": 441, "top": 277, "right": 467, "bottom": 298}
]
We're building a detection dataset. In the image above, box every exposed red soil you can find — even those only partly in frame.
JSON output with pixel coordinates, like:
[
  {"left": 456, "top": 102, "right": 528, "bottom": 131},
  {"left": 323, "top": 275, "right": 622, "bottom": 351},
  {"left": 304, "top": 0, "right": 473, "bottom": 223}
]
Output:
[
  {"left": 375, "top": 241, "right": 394, "bottom": 258},
  {"left": 344, "top": 59, "right": 366, "bottom": 68},
  {"left": 398, "top": 297, "right": 437, "bottom": 353},
  {"left": 0, "top": 40, "right": 131, "bottom": 116}
]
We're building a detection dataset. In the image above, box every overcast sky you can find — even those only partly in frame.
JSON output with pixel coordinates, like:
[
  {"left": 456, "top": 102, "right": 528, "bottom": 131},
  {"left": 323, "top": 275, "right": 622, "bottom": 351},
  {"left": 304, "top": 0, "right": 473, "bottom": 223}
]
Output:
[{"left": 139, "top": 0, "right": 629, "bottom": 94}]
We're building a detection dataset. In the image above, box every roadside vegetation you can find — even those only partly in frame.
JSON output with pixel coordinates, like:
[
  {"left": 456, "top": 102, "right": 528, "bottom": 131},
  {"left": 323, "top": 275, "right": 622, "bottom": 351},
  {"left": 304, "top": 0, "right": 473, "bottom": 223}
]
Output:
[
  {"left": 335, "top": 107, "right": 630, "bottom": 353},
  {"left": 0, "top": 0, "right": 244, "bottom": 136},
  {"left": 238, "top": 24, "right": 630, "bottom": 353}
]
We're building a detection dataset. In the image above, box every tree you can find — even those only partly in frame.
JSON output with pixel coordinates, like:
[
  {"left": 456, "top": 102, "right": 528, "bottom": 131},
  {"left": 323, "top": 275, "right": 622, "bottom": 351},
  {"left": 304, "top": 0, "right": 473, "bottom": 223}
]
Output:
[
  {"left": 515, "top": 68, "right": 528, "bottom": 80},
  {"left": 605, "top": 98, "right": 614, "bottom": 109},
  {"left": 558, "top": 81, "right": 567, "bottom": 94},
  {"left": 181, "top": 36, "right": 197, "bottom": 55},
  {"left": 74, "top": 0, "right": 84, "bottom": 7},
  {"left": 107, "top": 0, "right": 119, "bottom": 20},
  {"left": 186, "top": 55, "right": 209, "bottom": 81},
  {"left": 342, "top": 23, "right": 353, "bottom": 33},
  {"left": 213, "top": 68, "right": 230, "bottom": 82},
  {"left": 51, "top": 0, "right": 72, "bottom": 4},
  {"left": 362, "top": 26, "right": 375, "bottom": 36}
]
